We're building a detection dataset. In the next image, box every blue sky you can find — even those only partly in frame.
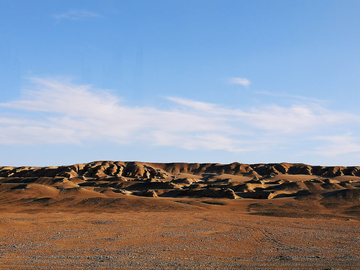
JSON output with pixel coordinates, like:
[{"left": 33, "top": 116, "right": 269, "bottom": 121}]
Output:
[{"left": 1, "top": 0, "right": 360, "bottom": 166}]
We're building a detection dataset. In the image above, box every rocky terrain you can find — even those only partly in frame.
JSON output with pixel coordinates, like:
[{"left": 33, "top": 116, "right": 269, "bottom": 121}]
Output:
[{"left": 0, "top": 161, "right": 359, "bottom": 204}]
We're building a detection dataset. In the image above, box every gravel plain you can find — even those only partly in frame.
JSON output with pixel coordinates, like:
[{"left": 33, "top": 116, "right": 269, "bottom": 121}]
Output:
[{"left": 0, "top": 206, "right": 359, "bottom": 269}]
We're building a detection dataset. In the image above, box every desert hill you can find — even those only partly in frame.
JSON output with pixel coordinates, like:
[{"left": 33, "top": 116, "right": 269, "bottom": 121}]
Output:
[
  {"left": 1, "top": 161, "right": 359, "bottom": 179},
  {"left": 0, "top": 161, "right": 359, "bottom": 215}
]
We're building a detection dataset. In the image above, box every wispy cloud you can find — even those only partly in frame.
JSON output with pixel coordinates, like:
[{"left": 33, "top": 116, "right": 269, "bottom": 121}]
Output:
[
  {"left": 53, "top": 9, "right": 100, "bottom": 21},
  {"left": 254, "top": 90, "right": 327, "bottom": 104},
  {"left": 305, "top": 134, "right": 360, "bottom": 157},
  {"left": 228, "top": 77, "right": 250, "bottom": 86},
  {"left": 1, "top": 77, "right": 359, "bottom": 157},
  {"left": 167, "top": 97, "right": 354, "bottom": 135}
]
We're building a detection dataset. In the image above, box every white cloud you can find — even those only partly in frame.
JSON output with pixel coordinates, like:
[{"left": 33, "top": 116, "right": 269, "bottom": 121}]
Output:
[
  {"left": 254, "top": 90, "right": 327, "bottom": 104},
  {"left": 306, "top": 134, "right": 360, "bottom": 157},
  {"left": 166, "top": 97, "right": 217, "bottom": 111},
  {"left": 229, "top": 77, "right": 251, "bottom": 86},
  {"left": 166, "top": 96, "right": 354, "bottom": 135},
  {"left": 0, "top": 77, "right": 358, "bottom": 157},
  {"left": 53, "top": 9, "right": 100, "bottom": 21},
  {"left": 0, "top": 126, "right": 78, "bottom": 145},
  {"left": 238, "top": 105, "right": 354, "bottom": 134}
]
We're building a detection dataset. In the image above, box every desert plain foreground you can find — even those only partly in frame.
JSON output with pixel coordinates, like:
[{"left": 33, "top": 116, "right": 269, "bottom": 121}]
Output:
[{"left": 0, "top": 161, "right": 359, "bottom": 269}]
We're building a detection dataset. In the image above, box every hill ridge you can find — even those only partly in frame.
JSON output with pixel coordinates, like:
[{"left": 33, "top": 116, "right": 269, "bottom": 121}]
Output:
[{"left": 0, "top": 161, "right": 358, "bottom": 179}]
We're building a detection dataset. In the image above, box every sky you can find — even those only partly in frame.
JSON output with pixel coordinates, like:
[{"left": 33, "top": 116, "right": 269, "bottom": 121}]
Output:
[{"left": 1, "top": 0, "right": 360, "bottom": 167}]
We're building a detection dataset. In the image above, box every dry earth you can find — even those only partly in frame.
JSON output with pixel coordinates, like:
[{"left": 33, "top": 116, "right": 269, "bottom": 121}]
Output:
[{"left": 0, "top": 161, "right": 359, "bottom": 269}]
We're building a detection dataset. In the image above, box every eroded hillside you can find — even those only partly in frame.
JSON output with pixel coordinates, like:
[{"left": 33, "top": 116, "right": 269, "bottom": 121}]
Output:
[{"left": 0, "top": 161, "right": 359, "bottom": 200}]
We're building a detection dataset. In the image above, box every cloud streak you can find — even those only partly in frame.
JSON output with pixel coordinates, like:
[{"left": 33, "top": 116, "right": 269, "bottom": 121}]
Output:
[
  {"left": 254, "top": 90, "right": 328, "bottom": 104},
  {"left": 229, "top": 77, "right": 251, "bottom": 86},
  {"left": 1, "top": 77, "right": 359, "bottom": 157},
  {"left": 53, "top": 9, "right": 100, "bottom": 21},
  {"left": 305, "top": 134, "right": 360, "bottom": 157}
]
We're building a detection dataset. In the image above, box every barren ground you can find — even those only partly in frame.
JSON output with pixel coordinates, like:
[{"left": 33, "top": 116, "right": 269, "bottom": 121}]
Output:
[{"left": 0, "top": 198, "right": 359, "bottom": 269}]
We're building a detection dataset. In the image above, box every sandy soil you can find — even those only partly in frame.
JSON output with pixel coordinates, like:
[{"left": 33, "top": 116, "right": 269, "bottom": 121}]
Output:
[{"left": 0, "top": 198, "right": 359, "bottom": 269}]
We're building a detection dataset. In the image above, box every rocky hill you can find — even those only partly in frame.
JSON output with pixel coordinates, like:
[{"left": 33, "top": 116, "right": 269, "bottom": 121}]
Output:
[
  {"left": 0, "top": 161, "right": 359, "bottom": 202},
  {"left": 1, "top": 161, "right": 360, "bottom": 179}
]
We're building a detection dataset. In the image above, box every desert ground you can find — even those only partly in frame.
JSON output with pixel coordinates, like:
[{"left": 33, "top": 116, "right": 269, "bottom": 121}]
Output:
[{"left": 0, "top": 161, "right": 359, "bottom": 269}]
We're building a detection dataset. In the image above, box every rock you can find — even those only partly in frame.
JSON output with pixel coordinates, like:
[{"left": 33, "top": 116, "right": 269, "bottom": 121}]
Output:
[
  {"left": 118, "top": 189, "right": 132, "bottom": 195},
  {"left": 143, "top": 190, "right": 158, "bottom": 198},
  {"left": 224, "top": 188, "right": 239, "bottom": 199}
]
